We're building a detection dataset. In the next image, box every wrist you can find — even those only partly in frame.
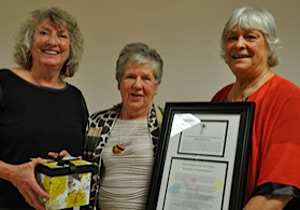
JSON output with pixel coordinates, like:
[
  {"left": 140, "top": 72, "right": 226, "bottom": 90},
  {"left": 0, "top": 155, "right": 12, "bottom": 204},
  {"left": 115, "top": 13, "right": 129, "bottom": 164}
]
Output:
[{"left": 0, "top": 160, "right": 17, "bottom": 182}]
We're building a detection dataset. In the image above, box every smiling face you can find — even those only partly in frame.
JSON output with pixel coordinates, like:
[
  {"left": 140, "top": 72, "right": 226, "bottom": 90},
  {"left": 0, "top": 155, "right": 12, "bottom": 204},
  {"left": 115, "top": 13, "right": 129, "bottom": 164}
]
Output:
[
  {"left": 31, "top": 19, "right": 70, "bottom": 70},
  {"left": 225, "top": 25, "right": 270, "bottom": 77},
  {"left": 118, "top": 62, "right": 159, "bottom": 119}
]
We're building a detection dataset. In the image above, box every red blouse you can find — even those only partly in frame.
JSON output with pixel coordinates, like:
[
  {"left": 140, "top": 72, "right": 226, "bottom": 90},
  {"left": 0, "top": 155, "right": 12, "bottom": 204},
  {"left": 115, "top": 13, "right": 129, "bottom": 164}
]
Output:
[{"left": 212, "top": 74, "right": 300, "bottom": 202}]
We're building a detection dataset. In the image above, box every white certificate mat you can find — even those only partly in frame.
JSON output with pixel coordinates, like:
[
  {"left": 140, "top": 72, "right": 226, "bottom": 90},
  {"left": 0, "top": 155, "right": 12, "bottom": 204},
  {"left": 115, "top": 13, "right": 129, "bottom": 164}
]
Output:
[
  {"left": 156, "top": 113, "right": 240, "bottom": 210},
  {"left": 163, "top": 158, "right": 228, "bottom": 210}
]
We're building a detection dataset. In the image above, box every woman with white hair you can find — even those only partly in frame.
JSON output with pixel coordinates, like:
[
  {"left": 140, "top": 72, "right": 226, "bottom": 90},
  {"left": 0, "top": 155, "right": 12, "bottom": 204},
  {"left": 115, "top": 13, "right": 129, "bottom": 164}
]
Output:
[{"left": 212, "top": 7, "right": 300, "bottom": 209}]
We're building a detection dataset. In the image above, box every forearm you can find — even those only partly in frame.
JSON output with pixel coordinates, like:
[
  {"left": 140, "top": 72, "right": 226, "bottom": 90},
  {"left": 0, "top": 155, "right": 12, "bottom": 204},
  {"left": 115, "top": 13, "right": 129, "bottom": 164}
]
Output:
[
  {"left": 0, "top": 158, "right": 49, "bottom": 209},
  {"left": 244, "top": 195, "right": 292, "bottom": 210},
  {"left": 0, "top": 160, "right": 15, "bottom": 182}
]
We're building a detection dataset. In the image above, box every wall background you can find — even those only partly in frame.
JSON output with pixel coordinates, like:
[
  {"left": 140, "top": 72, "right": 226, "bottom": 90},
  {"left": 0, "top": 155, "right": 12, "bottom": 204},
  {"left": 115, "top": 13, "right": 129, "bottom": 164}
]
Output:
[{"left": 1, "top": 0, "right": 299, "bottom": 113}]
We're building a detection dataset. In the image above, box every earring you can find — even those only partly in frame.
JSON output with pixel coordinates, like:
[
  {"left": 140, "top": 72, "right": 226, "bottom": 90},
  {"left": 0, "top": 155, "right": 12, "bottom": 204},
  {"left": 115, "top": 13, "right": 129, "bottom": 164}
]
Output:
[
  {"left": 26, "top": 56, "right": 33, "bottom": 70},
  {"left": 65, "top": 65, "right": 70, "bottom": 77}
]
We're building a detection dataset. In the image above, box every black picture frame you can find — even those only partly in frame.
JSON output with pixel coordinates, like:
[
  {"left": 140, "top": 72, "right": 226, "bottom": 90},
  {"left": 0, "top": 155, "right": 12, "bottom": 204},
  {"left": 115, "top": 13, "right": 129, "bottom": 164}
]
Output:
[{"left": 147, "top": 102, "right": 255, "bottom": 210}]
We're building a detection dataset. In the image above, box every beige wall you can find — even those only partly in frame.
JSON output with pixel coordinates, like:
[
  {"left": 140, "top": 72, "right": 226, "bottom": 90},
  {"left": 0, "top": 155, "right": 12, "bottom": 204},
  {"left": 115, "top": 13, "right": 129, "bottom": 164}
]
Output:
[{"left": 1, "top": 0, "right": 299, "bottom": 113}]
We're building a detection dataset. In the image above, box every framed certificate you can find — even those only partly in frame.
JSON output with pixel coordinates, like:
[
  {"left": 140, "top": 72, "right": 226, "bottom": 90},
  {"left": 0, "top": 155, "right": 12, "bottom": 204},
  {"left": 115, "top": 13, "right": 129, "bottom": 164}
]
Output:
[{"left": 146, "top": 102, "right": 255, "bottom": 210}]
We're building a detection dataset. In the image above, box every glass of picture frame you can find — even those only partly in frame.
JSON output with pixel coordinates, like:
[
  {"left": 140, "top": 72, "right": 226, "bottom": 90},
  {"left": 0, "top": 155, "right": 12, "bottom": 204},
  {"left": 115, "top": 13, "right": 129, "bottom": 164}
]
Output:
[{"left": 147, "top": 102, "right": 255, "bottom": 210}]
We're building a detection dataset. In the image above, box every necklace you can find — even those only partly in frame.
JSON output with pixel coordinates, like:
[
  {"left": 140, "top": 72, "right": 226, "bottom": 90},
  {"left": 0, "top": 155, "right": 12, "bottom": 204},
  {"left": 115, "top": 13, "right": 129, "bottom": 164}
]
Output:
[
  {"left": 228, "top": 71, "right": 271, "bottom": 102},
  {"left": 112, "top": 119, "right": 142, "bottom": 154}
]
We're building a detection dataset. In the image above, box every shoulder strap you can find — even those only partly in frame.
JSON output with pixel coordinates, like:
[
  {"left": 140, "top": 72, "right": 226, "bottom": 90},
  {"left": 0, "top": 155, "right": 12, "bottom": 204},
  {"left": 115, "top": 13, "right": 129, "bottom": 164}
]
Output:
[{"left": 154, "top": 104, "right": 163, "bottom": 128}]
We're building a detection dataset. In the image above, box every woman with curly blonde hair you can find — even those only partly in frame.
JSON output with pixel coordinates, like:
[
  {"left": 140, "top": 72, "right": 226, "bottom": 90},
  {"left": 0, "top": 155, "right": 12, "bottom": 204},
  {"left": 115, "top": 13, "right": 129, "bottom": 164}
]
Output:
[{"left": 0, "top": 7, "right": 88, "bottom": 209}]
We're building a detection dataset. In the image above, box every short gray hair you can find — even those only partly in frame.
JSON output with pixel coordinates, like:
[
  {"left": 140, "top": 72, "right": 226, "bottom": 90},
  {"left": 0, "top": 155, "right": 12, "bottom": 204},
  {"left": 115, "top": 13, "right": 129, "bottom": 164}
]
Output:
[
  {"left": 221, "top": 7, "right": 283, "bottom": 67},
  {"left": 13, "top": 7, "right": 84, "bottom": 78},
  {"left": 116, "top": 43, "right": 163, "bottom": 84}
]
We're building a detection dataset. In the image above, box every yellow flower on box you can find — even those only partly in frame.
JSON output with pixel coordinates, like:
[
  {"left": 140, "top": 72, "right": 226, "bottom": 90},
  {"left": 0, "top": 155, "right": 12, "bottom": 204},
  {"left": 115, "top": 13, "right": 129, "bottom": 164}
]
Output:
[
  {"left": 65, "top": 189, "right": 86, "bottom": 208},
  {"left": 44, "top": 175, "right": 67, "bottom": 201}
]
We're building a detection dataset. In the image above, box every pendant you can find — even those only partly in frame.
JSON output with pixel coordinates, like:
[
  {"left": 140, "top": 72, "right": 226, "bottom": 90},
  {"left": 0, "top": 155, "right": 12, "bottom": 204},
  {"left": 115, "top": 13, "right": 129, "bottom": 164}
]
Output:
[{"left": 112, "top": 143, "right": 126, "bottom": 154}]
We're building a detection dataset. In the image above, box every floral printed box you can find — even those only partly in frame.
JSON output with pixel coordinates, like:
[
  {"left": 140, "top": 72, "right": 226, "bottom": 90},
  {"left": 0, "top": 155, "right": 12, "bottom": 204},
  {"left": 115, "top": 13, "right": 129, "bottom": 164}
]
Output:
[{"left": 35, "top": 157, "right": 96, "bottom": 209}]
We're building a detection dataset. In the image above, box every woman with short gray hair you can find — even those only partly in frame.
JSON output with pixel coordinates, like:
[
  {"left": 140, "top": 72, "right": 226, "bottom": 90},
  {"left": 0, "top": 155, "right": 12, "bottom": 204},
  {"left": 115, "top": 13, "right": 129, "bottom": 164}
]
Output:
[
  {"left": 212, "top": 7, "right": 300, "bottom": 209},
  {"left": 84, "top": 42, "right": 163, "bottom": 210},
  {"left": 116, "top": 42, "right": 163, "bottom": 84}
]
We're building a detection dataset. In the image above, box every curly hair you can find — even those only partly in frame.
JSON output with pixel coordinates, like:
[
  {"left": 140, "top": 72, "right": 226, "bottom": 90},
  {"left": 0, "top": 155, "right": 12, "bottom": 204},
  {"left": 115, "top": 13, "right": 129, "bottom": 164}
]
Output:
[
  {"left": 13, "top": 7, "right": 84, "bottom": 78},
  {"left": 221, "top": 7, "right": 283, "bottom": 67}
]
